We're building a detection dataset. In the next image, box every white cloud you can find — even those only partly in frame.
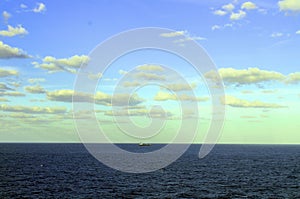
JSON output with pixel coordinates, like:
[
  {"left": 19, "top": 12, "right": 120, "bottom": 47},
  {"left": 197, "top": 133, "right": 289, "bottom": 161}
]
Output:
[
  {"left": 212, "top": 25, "right": 221, "bottom": 31},
  {"left": 278, "top": 0, "right": 300, "bottom": 13},
  {"left": 2, "top": 11, "right": 11, "bottom": 23},
  {"left": 20, "top": 4, "right": 28, "bottom": 9},
  {"left": 213, "top": 10, "right": 227, "bottom": 16},
  {"left": 230, "top": 10, "right": 246, "bottom": 20},
  {"left": 296, "top": 30, "right": 300, "bottom": 34},
  {"left": 241, "top": 2, "right": 257, "bottom": 10},
  {"left": 160, "top": 30, "right": 187, "bottom": 38},
  {"left": 271, "top": 32, "right": 284, "bottom": 37},
  {"left": 222, "top": 3, "right": 235, "bottom": 12},
  {"left": 33, "top": 2, "right": 46, "bottom": 13},
  {"left": 0, "top": 25, "right": 28, "bottom": 37},
  {"left": 173, "top": 36, "right": 207, "bottom": 44},
  {"left": 118, "top": 69, "right": 128, "bottom": 75},
  {"left": 0, "top": 41, "right": 29, "bottom": 59}
]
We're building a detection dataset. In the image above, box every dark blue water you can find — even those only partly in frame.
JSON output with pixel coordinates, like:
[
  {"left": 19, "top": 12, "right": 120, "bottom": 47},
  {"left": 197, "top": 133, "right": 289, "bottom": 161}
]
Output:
[{"left": 0, "top": 144, "right": 299, "bottom": 198}]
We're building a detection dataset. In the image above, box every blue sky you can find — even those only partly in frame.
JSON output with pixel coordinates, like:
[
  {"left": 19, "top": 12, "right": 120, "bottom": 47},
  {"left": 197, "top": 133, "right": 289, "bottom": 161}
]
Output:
[{"left": 0, "top": 0, "right": 300, "bottom": 143}]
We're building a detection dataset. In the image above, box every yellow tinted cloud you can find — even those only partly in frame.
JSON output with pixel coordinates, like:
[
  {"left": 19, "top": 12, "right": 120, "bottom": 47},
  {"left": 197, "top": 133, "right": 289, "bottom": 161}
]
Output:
[
  {"left": 163, "top": 82, "right": 197, "bottom": 91},
  {"left": 0, "top": 68, "right": 19, "bottom": 77},
  {"left": 34, "top": 55, "right": 89, "bottom": 73},
  {"left": 0, "top": 25, "right": 28, "bottom": 37},
  {"left": 47, "top": 89, "right": 92, "bottom": 103},
  {"left": 0, "top": 104, "right": 66, "bottom": 114},
  {"left": 47, "top": 89, "right": 144, "bottom": 106},
  {"left": 137, "top": 64, "right": 164, "bottom": 71},
  {"left": 205, "top": 67, "right": 285, "bottom": 84},
  {"left": 0, "top": 41, "right": 29, "bottom": 58},
  {"left": 0, "top": 83, "right": 14, "bottom": 91},
  {"left": 28, "top": 78, "right": 45, "bottom": 84},
  {"left": 221, "top": 95, "right": 287, "bottom": 108},
  {"left": 0, "top": 91, "right": 25, "bottom": 97},
  {"left": 160, "top": 31, "right": 186, "bottom": 38},
  {"left": 134, "top": 72, "right": 165, "bottom": 81},
  {"left": 213, "top": 10, "right": 227, "bottom": 16},
  {"left": 25, "top": 85, "right": 46, "bottom": 94},
  {"left": 285, "top": 72, "right": 300, "bottom": 84},
  {"left": 278, "top": 0, "right": 300, "bottom": 12},
  {"left": 230, "top": 10, "right": 246, "bottom": 20},
  {"left": 154, "top": 91, "right": 209, "bottom": 102},
  {"left": 0, "top": 97, "right": 9, "bottom": 102},
  {"left": 241, "top": 2, "right": 257, "bottom": 10}
]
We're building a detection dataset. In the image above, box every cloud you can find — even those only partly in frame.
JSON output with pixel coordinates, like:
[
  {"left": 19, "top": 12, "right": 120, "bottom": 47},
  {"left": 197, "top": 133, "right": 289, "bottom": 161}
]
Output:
[
  {"left": 33, "top": 55, "right": 89, "bottom": 73},
  {"left": 241, "top": 2, "right": 257, "bottom": 10},
  {"left": 221, "top": 95, "right": 287, "bottom": 108},
  {"left": 137, "top": 64, "right": 164, "bottom": 71},
  {"left": 261, "top": 90, "right": 278, "bottom": 94},
  {"left": 173, "top": 36, "right": 207, "bottom": 44},
  {"left": 122, "top": 81, "right": 142, "bottom": 87},
  {"left": 0, "top": 97, "right": 9, "bottom": 102},
  {"left": 162, "top": 82, "right": 197, "bottom": 91},
  {"left": 213, "top": 10, "right": 227, "bottom": 16},
  {"left": 46, "top": 89, "right": 144, "bottom": 106},
  {"left": 271, "top": 32, "right": 284, "bottom": 37},
  {"left": 230, "top": 10, "right": 246, "bottom": 20},
  {"left": 212, "top": 24, "right": 233, "bottom": 31},
  {"left": 0, "top": 68, "right": 19, "bottom": 77},
  {"left": 205, "top": 67, "right": 285, "bottom": 85},
  {"left": 2, "top": 11, "right": 11, "bottom": 23},
  {"left": 241, "top": 90, "right": 254, "bottom": 94},
  {"left": 88, "top": 72, "right": 102, "bottom": 80},
  {"left": 212, "top": 25, "right": 222, "bottom": 30},
  {"left": 119, "top": 69, "right": 128, "bottom": 75},
  {"left": 296, "top": 30, "right": 300, "bottom": 34},
  {"left": 160, "top": 30, "right": 206, "bottom": 44},
  {"left": 0, "top": 25, "right": 28, "bottom": 37},
  {"left": 105, "top": 107, "right": 173, "bottom": 119},
  {"left": 160, "top": 31, "right": 186, "bottom": 38},
  {"left": 33, "top": 2, "right": 46, "bottom": 13},
  {"left": 46, "top": 89, "right": 92, "bottom": 103},
  {"left": 0, "top": 104, "right": 66, "bottom": 114},
  {"left": 222, "top": 3, "right": 235, "bottom": 12},
  {"left": 134, "top": 72, "right": 165, "bottom": 81},
  {"left": 0, "top": 41, "right": 29, "bottom": 59},
  {"left": 278, "top": 0, "right": 300, "bottom": 13},
  {"left": 0, "top": 83, "right": 14, "bottom": 91},
  {"left": 20, "top": 4, "right": 28, "bottom": 9},
  {"left": 95, "top": 93, "right": 144, "bottom": 106},
  {"left": 25, "top": 85, "right": 46, "bottom": 94},
  {"left": 0, "top": 91, "right": 25, "bottom": 97},
  {"left": 28, "top": 78, "right": 45, "bottom": 84},
  {"left": 285, "top": 72, "right": 300, "bottom": 84},
  {"left": 154, "top": 91, "right": 209, "bottom": 102}
]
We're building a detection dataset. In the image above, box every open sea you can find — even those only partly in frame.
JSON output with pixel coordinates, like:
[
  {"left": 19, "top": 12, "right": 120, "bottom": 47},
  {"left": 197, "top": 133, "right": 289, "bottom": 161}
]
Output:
[{"left": 0, "top": 144, "right": 299, "bottom": 198}]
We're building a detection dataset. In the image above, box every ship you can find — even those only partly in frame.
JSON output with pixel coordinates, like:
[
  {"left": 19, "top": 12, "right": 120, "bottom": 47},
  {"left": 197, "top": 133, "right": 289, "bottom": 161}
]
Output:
[{"left": 138, "top": 142, "right": 151, "bottom": 146}]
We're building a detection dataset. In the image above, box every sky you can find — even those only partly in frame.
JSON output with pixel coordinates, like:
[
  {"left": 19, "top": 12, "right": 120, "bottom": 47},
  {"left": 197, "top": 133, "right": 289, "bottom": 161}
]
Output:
[{"left": 0, "top": 0, "right": 299, "bottom": 144}]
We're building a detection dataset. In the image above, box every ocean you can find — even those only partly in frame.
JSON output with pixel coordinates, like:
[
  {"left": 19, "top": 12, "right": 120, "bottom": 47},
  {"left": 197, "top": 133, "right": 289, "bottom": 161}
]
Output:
[{"left": 0, "top": 144, "right": 299, "bottom": 198}]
